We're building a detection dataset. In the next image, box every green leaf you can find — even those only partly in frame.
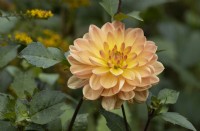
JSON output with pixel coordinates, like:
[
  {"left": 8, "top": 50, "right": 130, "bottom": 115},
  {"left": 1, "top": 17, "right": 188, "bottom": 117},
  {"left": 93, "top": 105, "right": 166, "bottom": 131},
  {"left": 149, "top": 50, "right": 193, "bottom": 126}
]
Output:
[
  {"left": 31, "top": 102, "right": 66, "bottom": 125},
  {"left": 0, "top": 13, "right": 18, "bottom": 33},
  {"left": 0, "top": 94, "right": 15, "bottom": 120},
  {"left": 38, "top": 73, "right": 59, "bottom": 86},
  {"left": 114, "top": 13, "right": 128, "bottom": 21},
  {"left": 0, "top": 69, "right": 13, "bottom": 92},
  {"left": 47, "top": 47, "right": 66, "bottom": 62},
  {"left": 30, "top": 90, "right": 67, "bottom": 124},
  {"left": 15, "top": 99, "right": 29, "bottom": 123},
  {"left": 25, "top": 123, "right": 45, "bottom": 131},
  {"left": 0, "top": 121, "right": 16, "bottom": 131},
  {"left": 0, "top": 45, "right": 19, "bottom": 68},
  {"left": 19, "top": 42, "right": 65, "bottom": 68},
  {"left": 159, "top": 112, "right": 197, "bottom": 131},
  {"left": 60, "top": 105, "right": 74, "bottom": 130},
  {"left": 0, "top": 93, "right": 10, "bottom": 119},
  {"left": 99, "top": 108, "right": 131, "bottom": 131},
  {"left": 114, "top": 11, "right": 143, "bottom": 21},
  {"left": 6, "top": 66, "right": 22, "bottom": 77},
  {"left": 100, "top": 0, "right": 119, "bottom": 17},
  {"left": 10, "top": 72, "right": 37, "bottom": 99},
  {"left": 126, "top": 11, "right": 143, "bottom": 21},
  {"left": 158, "top": 88, "right": 179, "bottom": 104},
  {"left": 156, "top": 49, "right": 166, "bottom": 53},
  {"left": 73, "top": 114, "right": 88, "bottom": 131},
  {"left": 47, "top": 118, "right": 62, "bottom": 131}
]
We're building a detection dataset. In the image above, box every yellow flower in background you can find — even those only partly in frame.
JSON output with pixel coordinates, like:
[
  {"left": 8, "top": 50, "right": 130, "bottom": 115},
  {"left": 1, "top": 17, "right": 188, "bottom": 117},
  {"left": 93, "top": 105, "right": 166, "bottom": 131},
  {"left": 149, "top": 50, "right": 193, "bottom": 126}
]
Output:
[
  {"left": 26, "top": 9, "right": 53, "bottom": 19},
  {"left": 14, "top": 32, "right": 33, "bottom": 44},
  {"left": 64, "top": 0, "right": 90, "bottom": 9},
  {"left": 67, "top": 21, "right": 164, "bottom": 110},
  {"left": 37, "top": 29, "right": 68, "bottom": 51}
]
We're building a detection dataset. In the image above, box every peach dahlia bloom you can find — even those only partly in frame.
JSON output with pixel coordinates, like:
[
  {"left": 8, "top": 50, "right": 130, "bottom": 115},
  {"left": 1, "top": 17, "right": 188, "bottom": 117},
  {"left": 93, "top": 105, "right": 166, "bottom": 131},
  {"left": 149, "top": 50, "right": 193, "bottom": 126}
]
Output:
[{"left": 67, "top": 21, "right": 164, "bottom": 110}]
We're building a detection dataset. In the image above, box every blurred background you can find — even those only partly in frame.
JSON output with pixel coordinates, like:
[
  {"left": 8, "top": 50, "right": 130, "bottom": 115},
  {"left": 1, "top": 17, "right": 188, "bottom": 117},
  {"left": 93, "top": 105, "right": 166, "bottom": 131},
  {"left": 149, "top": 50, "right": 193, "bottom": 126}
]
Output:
[{"left": 0, "top": 0, "right": 200, "bottom": 130}]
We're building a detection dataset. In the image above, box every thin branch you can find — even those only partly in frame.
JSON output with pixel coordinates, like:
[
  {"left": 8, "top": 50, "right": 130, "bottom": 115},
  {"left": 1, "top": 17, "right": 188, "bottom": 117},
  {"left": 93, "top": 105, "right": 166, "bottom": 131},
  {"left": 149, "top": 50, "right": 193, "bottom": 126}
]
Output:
[
  {"left": 143, "top": 109, "right": 155, "bottom": 131},
  {"left": 121, "top": 104, "right": 129, "bottom": 131},
  {"left": 117, "top": 0, "right": 122, "bottom": 14},
  {"left": 67, "top": 97, "right": 84, "bottom": 131}
]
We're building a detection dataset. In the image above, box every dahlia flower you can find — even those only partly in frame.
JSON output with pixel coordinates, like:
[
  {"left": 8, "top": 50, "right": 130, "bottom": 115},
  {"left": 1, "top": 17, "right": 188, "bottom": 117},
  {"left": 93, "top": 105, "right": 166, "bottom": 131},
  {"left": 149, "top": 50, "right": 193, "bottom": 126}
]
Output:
[{"left": 67, "top": 21, "right": 164, "bottom": 110}]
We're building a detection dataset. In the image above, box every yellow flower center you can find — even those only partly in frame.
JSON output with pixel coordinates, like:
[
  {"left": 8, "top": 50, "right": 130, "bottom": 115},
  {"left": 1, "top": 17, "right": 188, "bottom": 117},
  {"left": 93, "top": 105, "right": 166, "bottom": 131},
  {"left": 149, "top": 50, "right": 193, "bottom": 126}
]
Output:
[{"left": 100, "top": 42, "right": 132, "bottom": 69}]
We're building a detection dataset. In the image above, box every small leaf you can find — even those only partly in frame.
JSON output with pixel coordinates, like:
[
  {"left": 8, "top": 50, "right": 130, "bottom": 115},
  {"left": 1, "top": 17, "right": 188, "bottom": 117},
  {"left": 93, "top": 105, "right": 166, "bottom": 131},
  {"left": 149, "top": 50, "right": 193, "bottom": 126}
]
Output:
[
  {"left": 100, "top": 0, "right": 119, "bottom": 17},
  {"left": 30, "top": 90, "right": 67, "bottom": 124},
  {"left": 158, "top": 88, "right": 179, "bottom": 104},
  {"left": 159, "top": 106, "right": 169, "bottom": 114},
  {"left": 0, "top": 45, "right": 19, "bottom": 68},
  {"left": 6, "top": 66, "right": 22, "bottom": 77},
  {"left": 114, "top": 11, "right": 143, "bottom": 22},
  {"left": 19, "top": 42, "right": 65, "bottom": 68},
  {"left": 10, "top": 72, "right": 37, "bottom": 99},
  {"left": 126, "top": 11, "right": 143, "bottom": 21},
  {"left": 156, "top": 49, "right": 166, "bottom": 53},
  {"left": 114, "top": 13, "right": 128, "bottom": 21},
  {"left": 99, "top": 108, "right": 131, "bottom": 131},
  {"left": 15, "top": 99, "right": 29, "bottom": 123},
  {"left": 159, "top": 112, "right": 196, "bottom": 131}
]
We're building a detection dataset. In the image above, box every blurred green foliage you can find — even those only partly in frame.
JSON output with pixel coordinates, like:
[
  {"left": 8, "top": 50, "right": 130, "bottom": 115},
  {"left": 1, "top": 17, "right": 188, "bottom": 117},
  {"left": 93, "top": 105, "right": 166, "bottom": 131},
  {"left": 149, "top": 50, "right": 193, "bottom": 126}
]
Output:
[{"left": 0, "top": 0, "right": 200, "bottom": 131}]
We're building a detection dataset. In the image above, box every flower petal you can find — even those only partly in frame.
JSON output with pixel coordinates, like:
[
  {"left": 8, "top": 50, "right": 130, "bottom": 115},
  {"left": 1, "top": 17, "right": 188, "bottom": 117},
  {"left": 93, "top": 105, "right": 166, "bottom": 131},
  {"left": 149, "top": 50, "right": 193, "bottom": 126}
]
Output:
[
  {"left": 89, "top": 56, "right": 107, "bottom": 66},
  {"left": 89, "top": 74, "right": 102, "bottom": 90},
  {"left": 83, "top": 84, "right": 103, "bottom": 100},
  {"left": 68, "top": 75, "right": 88, "bottom": 89},
  {"left": 134, "top": 85, "right": 152, "bottom": 91},
  {"left": 124, "top": 28, "right": 143, "bottom": 46},
  {"left": 110, "top": 68, "right": 123, "bottom": 76},
  {"left": 134, "top": 90, "right": 149, "bottom": 103},
  {"left": 101, "top": 22, "right": 114, "bottom": 35},
  {"left": 134, "top": 67, "right": 151, "bottom": 77},
  {"left": 118, "top": 91, "right": 135, "bottom": 100},
  {"left": 70, "top": 65, "right": 93, "bottom": 76},
  {"left": 145, "top": 41, "right": 157, "bottom": 53},
  {"left": 150, "top": 75, "right": 159, "bottom": 85},
  {"left": 101, "top": 85, "right": 120, "bottom": 97},
  {"left": 119, "top": 78, "right": 125, "bottom": 90},
  {"left": 92, "top": 67, "right": 110, "bottom": 75},
  {"left": 102, "top": 96, "right": 117, "bottom": 110},
  {"left": 122, "top": 69, "right": 135, "bottom": 80},
  {"left": 121, "top": 83, "right": 136, "bottom": 92},
  {"left": 152, "top": 61, "right": 164, "bottom": 75},
  {"left": 112, "top": 21, "right": 125, "bottom": 30},
  {"left": 67, "top": 55, "right": 81, "bottom": 65},
  {"left": 100, "top": 73, "right": 118, "bottom": 89},
  {"left": 89, "top": 25, "right": 105, "bottom": 44}
]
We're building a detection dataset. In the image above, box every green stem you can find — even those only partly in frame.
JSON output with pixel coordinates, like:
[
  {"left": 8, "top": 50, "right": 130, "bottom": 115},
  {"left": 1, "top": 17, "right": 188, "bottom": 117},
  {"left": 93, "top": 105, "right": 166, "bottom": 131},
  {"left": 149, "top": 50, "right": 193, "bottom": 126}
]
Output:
[
  {"left": 67, "top": 97, "right": 84, "bottom": 131},
  {"left": 121, "top": 104, "right": 129, "bottom": 131},
  {"left": 117, "top": 0, "right": 122, "bottom": 14},
  {"left": 143, "top": 109, "right": 155, "bottom": 131}
]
